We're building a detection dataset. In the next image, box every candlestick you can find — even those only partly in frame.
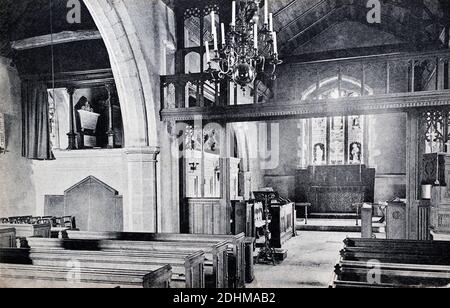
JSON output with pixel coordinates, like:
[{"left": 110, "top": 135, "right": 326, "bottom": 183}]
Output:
[
  {"left": 205, "top": 41, "right": 211, "bottom": 63},
  {"left": 211, "top": 11, "right": 215, "bottom": 31},
  {"left": 221, "top": 23, "right": 226, "bottom": 46},
  {"left": 231, "top": 1, "right": 236, "bottom": 27},
  {"left": 254, "top": 24, "right": 258, "bottom": 50},
  {"left": 264, "top": 1, "right": 269, "bottom": 25},
  {"left": 273, "top": 32, "right": 278, "bottom": 55},
  {"left": 213, "top": 29, "right": 218, "bottom": 51},
  {"left": 269, "top": 13, "right": 273, "bottom": 32}
]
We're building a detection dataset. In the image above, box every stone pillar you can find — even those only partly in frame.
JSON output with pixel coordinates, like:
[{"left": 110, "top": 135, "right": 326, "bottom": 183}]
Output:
[
  {"left": 361, "top": 204, "right": 373, "bottom": 239},
  {"left": 123, "top": 146, "right": 160, "bottom": 232}
]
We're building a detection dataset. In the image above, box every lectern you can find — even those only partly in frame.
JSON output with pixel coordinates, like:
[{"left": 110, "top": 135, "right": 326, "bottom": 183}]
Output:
[{"left": 253, "top": 190, "right": 278, "bottom": 265}]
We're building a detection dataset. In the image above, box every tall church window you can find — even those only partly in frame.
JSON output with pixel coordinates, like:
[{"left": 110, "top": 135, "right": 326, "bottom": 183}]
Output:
[{"left": 303, "top": 76, "right": 372, "bottom": 166}]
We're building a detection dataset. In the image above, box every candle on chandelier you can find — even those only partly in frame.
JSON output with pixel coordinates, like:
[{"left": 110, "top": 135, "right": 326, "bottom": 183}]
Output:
[
  {"left": 231, "top": 1, "right": 236, "bottom": 27},
  {"left": 221, "top": 23, "right": 226, "bottom": 46},
  {"left": 264, "top": 1, "right": 269, "bottom": 25},
  {"left": 213, "top": 29, "right": 218, "bottom": 51},
  {"left": 254, "top": 24, "right": 258, "bottom": 49},
  {"left": 273, "top": 32, "right": 278, "bottom": 55},
  {"left": 205, "top": 41, "right": 211, "bottom": 63},
  {"left": 211, "top": 11, "right": 215, "bottom": 30},
  {"left": 269, "top": 13, "right": 273, "bottom": 32}
]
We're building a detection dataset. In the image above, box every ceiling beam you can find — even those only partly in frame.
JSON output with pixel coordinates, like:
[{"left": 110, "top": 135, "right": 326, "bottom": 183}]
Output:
[
  {"left": 273, "top": 0, "right": 299, "bottom": 18},
  {"left": 282, "top": 42, "right": 444, "bottom": 64},
  {"left": 10, "top": 30, "right": 102, "bottom": 51}
]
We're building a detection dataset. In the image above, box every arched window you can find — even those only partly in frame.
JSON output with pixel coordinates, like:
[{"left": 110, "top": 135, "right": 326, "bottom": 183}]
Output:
[{"left": 300, "top": 76, "right": 373, "bottom": 166}]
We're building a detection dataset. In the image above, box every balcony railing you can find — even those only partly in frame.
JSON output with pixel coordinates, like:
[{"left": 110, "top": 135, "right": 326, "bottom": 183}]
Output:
[{"left": 160, "top": 49, "right": 450, "bottom": 122}]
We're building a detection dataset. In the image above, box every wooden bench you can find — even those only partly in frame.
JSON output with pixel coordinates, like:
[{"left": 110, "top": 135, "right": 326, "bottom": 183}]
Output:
[
  {"left": 332, "top": 237, "right": 450, "bottom": 288},
  {"left": 340, "top": 247, "right": 450, "bottom": 265},
  {"left": 27, "top": 237, "right": 227, "bottom": 288},
  {"left": 344, "top": 238, "right": 450, "bottom": 251},
  {"left": 335, "top": 260, "right": 450, "bottom": 288},
  {"left": 28, "top": 238, "right": 205, "bottom": 288},
  {"left": 0, "top": 228, "right": 16, "bottom": 248},
  {"left": 0, "top": 263, "right": 171, "bottom": 288},
  {"left": 66, "top": 231, "right": 247, "bottom": 288},
  {"left": 0, "top": 223, "right": 51, "bottom": 239}
]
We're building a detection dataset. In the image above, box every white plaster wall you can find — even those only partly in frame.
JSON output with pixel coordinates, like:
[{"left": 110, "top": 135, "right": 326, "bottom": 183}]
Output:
[{"left": 31, "top": 150, "right": 127, "bottom": 218}]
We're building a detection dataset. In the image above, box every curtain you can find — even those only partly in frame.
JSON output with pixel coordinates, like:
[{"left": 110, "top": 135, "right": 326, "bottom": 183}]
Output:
[{"left": 22, "top": 81, "right": 54, "bottom": 160}]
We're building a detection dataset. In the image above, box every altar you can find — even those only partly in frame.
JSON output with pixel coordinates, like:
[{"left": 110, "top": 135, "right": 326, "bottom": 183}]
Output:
[{"left": 295, "top": 165, "right": 375, "bottom": 213}]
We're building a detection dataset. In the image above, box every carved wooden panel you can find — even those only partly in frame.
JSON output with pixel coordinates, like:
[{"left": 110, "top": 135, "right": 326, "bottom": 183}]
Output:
[{"left": 187, "top": 198, "right": 229, "bottom": 235}]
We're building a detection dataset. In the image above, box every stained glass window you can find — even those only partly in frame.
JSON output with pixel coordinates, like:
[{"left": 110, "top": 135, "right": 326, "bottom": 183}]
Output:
[
  {"left": 308, "top": 87, "right": 366, "bottom": 166},
  {"left": 311, "top": 118, "right": 327, "bottom": 165}
]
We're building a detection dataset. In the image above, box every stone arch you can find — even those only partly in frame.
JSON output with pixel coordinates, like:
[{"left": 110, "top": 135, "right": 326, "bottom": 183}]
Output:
[{"left": 83, "top": 0, "right": 157, "bottom": 147}]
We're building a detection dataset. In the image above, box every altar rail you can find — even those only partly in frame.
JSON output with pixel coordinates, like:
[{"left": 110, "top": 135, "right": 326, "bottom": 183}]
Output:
[{"left": 160, "top": 50, "right": 450, "bottom": 122}]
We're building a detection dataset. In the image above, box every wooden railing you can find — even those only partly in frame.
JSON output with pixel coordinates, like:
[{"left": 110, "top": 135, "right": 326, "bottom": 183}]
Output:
[{"left": 160, "top": 49, "right": 450, "bottom": 122}]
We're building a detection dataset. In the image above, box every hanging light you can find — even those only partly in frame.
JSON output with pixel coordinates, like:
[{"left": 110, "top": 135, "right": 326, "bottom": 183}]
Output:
[{"left": 205, "top": 0, "right": 282, "bottom": 89}]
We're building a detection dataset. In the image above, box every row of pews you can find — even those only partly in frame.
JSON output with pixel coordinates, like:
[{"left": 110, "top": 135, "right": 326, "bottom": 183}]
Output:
[
  {"left": 0, "top": 228, "right": 253, "bottom": 289},
  {"left": 0, "top": 215, "right": 76, "bottom": 240},
  {"left": 332, "top": 238, "right": 450, "bottom": 288}
]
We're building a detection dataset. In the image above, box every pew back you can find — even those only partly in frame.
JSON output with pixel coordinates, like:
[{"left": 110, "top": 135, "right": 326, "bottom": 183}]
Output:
[
  {"left": 27, "top": 237, "right": 227, "bottom": 288},
  {"left": 0, "top": 223, "right": 51, "bottom": 239},
  {"left": 26, "top": 238, "right": 205, "bottom": 288},
  {"left": 66, "top": 231, "right": 246, "bottom": 288},
  {"left": 0, "top": 228, "right": 16, "bottom": 248},
  {"left": 333, "top": 237, "right": 450, "bottom": 288},
  {"left": 0, "top": 263, "right": 171, "bottom": 288}
]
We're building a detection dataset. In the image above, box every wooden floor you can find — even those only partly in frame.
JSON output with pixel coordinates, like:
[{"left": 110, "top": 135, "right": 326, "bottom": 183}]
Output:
[{"left": 248, "top": 231, "right": 360, "bottom": 288}]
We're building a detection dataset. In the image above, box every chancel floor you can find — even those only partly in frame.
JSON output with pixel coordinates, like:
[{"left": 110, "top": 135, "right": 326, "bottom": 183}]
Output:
[{"left": 248, "top": 231, "right": 360, "bottom": 288}]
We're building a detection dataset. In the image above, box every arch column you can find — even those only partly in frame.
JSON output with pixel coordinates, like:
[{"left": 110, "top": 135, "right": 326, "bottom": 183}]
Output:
[
  {"left": 84, "top": 0, "right": 174, "bottom": 231},
  {"left": 123, "top": 146, "right": 160, "bottom": 232}
]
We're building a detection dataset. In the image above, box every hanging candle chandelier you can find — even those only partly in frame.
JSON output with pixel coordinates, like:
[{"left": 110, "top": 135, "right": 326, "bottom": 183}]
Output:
[{"left": 205, "top": 0, "right": 282, "bottom": 89}]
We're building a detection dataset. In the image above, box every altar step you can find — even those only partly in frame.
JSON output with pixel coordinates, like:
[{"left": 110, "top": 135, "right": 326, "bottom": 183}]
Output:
[
  {"left": 309, "top": 213, "right": 359, "bottom": 220},
  {"left": 296, "top": 218, "right": 385, "bottom": 234}
]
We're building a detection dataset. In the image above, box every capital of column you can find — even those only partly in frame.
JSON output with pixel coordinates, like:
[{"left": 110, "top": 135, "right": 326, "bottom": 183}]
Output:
[{"left": 124, "top": 146, "right": 160, "bottom": 162}]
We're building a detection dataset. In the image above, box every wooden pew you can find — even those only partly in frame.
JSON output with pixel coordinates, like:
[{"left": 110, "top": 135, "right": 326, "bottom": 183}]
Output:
[
  {"left": 332, "top": 238, "right": 450, "bottom": 288},
  {"left": 0, "top": 228, "right": 16, "bottom": 248},
  {"left": 344, "top": 238, "right": 450, "bottom": 251},
  {"left": 340, "top": 247, "right": 450, "bottom": 265},
  {"left": 335, "top": 260, "right": 450, "bottom": 288},
  {"left": 27, "top": 237, "right": 227, "bottom": 288},
  {"left": 332, "top": 280, "right": 414, "bottom": 288},
  {"left": 25, "top": 238, "right": 205, "bottom": 288},
  {"left": 66, "top": 231, "right": 247, "bottom": 288},
  {"left": 0, "top": 223, "right": 51, "bottom": 239},
  {"left": 0, "top": 263, "right": 172, "bottom": 288}
]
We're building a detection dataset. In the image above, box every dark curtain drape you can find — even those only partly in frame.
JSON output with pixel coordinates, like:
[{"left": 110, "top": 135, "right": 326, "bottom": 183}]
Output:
[{"left": 22, "top": 81, "right": 54, "bottom": 160}]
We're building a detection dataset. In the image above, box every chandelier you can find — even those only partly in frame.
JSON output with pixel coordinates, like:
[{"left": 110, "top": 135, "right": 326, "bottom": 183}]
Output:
[{"left": 205, "top": 0, "right": 282, "bottom": 89}]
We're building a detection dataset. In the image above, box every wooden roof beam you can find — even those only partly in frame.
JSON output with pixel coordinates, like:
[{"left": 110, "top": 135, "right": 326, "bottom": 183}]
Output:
[{"left": 11, "top": 30, "right": 102, "bottom": 51}]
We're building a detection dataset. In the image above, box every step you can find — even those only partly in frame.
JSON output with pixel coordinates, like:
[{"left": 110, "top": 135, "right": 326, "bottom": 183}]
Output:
[
  {"left": 296, "top": 224, "right": 383, "bottom": 233},
  {"left": 309, "top": 213, "right": 359, "bottom": 220}
]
